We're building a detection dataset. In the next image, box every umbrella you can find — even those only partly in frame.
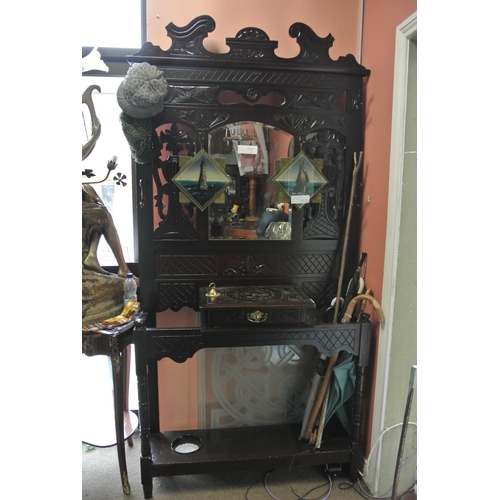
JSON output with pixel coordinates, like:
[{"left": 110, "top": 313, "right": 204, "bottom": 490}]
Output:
[
  {"left": 338, "top": 252, "right": 366, "bottom": 321},
  {"left": 323, "top": 351, "right": 356, "bottom": 435}
]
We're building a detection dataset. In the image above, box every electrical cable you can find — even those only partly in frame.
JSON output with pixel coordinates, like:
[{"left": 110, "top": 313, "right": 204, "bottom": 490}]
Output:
[
  {"left": 338, "top": 481, "right": 356, "bottom": 491},
  {"left": 395, "top": 482, "right": 417, "bottom": 500},
  {"left": 336, "top": 451, "right": 416, "bottom": 500},
  {"left": 286, "top": 452, "right": 332, "bottom": 500},
  {"left": 353, "top": 452, "right": 417, "bottom": 500},
  {"left": 307, "top": 426, "right": 416, "bottom": 500},
  {"left": 399, "top": 452, "right": 417, "bottom": 470},
  {"left": 264, "top": 471, "right": 332, "bottom": 500},
  {"left": 261, "top": 421, "right": 416, "bottom": 500},
  {"left": 359, "top": 422, "right": 417, "bottom": 477},
  {"left": 254, "top": 432, "right": 415, "bottom": 500},
  {"left": 357, "top": 477, "right": 392, "bottom": 499},
  {"left": 260, "top": 448, "right": 336, "bottom": 500},
  {"left": 245, "top": 471, "right": 270, "bottom": 500},
  {"left": 298, "top": 481, "right": 335, "bottom": 500},
  {"left": 355, "top": 478, "right": 416, "bottom": 500}
]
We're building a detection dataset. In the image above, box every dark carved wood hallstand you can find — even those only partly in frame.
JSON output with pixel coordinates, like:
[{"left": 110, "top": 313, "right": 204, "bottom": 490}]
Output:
[{"left": 128, "top": 16, "right": 371, "bottom": 498}]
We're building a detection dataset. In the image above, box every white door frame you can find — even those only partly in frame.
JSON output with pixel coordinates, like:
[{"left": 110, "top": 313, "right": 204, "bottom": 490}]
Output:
[{"left": 368, "top": 10, "right": 417, "bottom": 491}]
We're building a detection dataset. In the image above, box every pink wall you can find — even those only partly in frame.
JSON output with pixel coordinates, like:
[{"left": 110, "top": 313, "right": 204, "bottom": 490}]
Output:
[
  {"left": 156, "top": 308, "right": 199, "bottom": 430},
  {"left": 147, "top": 0, "right": 361, "bottom": 60},
  {"left": 360, "top": 0, "right": 417, "bottom": 303},
  {"left": 359, "top": 0, "right": 417, "bottom": 451}
]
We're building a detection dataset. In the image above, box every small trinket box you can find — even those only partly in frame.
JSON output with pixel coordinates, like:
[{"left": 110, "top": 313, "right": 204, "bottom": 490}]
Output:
[{"left": 199, "top": 284, "right": 316, "bottom": 329}]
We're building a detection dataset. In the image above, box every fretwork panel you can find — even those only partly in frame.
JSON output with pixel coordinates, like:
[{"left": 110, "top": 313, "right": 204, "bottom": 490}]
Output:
[
  {"left": 157, "top": 255, "right": 218, "bottom": 276},
  {"left": 280, "top": 254, "right": 335, "bottom": 274}
]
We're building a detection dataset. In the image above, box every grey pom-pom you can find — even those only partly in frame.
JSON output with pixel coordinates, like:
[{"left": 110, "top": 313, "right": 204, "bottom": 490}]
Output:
[{"left": 117, "top": 62, "right": 168, "bottom": 118}]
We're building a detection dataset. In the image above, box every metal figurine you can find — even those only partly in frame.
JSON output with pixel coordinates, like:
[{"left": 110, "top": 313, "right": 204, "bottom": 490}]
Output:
[
  {"left": 82, "top": 85, "right": 101, "bottom": 161},
  {"left": 82, "top": 183, "right": 132, "bottom": 278},
  {"left": 82, "top": 85, "right": 132, "bottom": 279}
]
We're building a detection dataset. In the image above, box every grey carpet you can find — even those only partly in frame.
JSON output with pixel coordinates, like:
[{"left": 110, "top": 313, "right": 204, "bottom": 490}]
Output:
[{"left": 82, "top": 431, "right": 369, "bottom": 500}]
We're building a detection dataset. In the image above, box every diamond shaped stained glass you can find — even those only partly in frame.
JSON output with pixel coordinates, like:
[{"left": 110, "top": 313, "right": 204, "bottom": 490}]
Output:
[
  {"left": 270, "top": 151, "right": 327, "bottom": 209},
  {"left": 172, "top": 150, "right": 230, "bottom": 211}
]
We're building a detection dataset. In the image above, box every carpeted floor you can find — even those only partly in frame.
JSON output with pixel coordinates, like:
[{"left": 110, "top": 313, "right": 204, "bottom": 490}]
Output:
[{"left": 82, "top": 430, "right": 416, "bottom": 500}]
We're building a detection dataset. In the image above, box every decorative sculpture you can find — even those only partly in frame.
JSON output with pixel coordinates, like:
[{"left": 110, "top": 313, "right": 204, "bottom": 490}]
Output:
[
  {"left": 82, "top": 58, "right": 168, "bottom": 324},
  {"left": 82, "top": 84, "right": 135, "bottom": 324},
  {"left": 82, "top": 86, "right": 132, "bottom": 279}
]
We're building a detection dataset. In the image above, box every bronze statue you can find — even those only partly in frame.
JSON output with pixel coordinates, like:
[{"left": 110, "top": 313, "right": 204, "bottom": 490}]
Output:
[
  {"left": 82, "top": 60, "right": 167, "bottom": 323},
  {"left": 82, "top": 183, "right": 131, "bottom": 278},
  {"left": 82, "top": 85, "right": 136, "bottom": 324},
  {"left": 82, "top": 85, "right": 102, "bottom": 161},
  {"left": 82, "top": 86, "right": 132, "bottom": 278}
]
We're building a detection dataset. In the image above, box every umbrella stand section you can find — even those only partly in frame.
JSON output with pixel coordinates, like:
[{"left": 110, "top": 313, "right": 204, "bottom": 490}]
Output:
[
  {"left": 314, "top": 286, "right": 372, "bottom": 448},
  {"left": 301, "top": 152, "right": 363, "bottom": 445}
]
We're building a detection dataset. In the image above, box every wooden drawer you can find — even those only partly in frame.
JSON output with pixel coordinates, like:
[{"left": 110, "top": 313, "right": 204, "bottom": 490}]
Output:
[{"left": 199, "top": 284, "right": 316, "bottom": 328}]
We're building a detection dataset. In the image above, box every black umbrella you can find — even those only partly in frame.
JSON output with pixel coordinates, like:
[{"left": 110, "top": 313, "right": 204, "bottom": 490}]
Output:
[{"left": 338, "top": 252, "right": 366, "bottom": 321}]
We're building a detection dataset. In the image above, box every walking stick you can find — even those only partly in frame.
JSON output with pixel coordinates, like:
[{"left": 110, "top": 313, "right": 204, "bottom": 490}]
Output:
[
  {"left": 342, "top": 293, "right": 385, "bottom": 324},
  {"left": 303, "top": 152, "right": 363, "bottom": 443},
  {"left": 355, "top": 288, "right": 372, "bottom": 322}
]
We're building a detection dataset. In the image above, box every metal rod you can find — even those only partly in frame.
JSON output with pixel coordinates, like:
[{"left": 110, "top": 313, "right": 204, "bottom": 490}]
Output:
[{"left": 391, "top": 365, "right": 417, "bottom": 500}]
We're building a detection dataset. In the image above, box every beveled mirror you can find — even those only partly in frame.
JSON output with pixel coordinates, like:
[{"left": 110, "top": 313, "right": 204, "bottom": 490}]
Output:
[{"left": 208, "top": 121, "right": 294, "bottom": 240}]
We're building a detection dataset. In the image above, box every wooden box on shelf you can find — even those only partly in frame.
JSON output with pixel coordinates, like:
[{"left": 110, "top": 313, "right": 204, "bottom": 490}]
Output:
[{"left": 199, "top": 284, "right": 316, "bottom": 329}]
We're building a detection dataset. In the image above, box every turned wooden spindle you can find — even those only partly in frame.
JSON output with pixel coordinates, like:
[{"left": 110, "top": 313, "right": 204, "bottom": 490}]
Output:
[{"left": 245, "top": 176, "right": 259, "bottom": 221}]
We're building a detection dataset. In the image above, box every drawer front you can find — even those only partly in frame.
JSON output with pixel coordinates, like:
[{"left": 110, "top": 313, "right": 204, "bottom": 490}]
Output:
[{"left": 206, "top": 308, "right": 307, "bottom": 327}]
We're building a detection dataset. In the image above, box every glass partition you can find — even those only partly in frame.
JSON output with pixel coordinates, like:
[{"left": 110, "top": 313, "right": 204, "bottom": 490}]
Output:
[{"left": 208, "top": 122, "right": 294, "bottom": 240}]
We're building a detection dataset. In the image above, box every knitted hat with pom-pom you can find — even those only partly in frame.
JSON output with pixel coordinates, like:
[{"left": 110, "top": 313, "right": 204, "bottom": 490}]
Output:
[
  {"left": 117, "top": 62, "right": 167, "bottom": 164},
  {"left": 117, "top": 62, "right": 168, "bottom": 118}
]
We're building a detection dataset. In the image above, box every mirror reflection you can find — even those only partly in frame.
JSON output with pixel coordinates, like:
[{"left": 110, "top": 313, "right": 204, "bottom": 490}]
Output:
[{"left": 208, "top": 122, "right": 295, "bottom": 240}]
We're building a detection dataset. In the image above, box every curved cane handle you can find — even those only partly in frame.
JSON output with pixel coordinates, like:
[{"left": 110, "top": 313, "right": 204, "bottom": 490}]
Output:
[{"left": 342, "top": 293, "right": 385, "bottom": 323}]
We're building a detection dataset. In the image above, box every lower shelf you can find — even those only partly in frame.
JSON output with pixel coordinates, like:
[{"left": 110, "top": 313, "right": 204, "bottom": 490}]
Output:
[{"left": 148, "top": 423, "right": 354, "bottom": 477}]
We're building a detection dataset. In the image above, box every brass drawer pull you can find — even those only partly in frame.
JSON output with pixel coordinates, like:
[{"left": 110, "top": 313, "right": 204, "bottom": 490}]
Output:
[{"left": 246, "top": 310, "right": 268, "bottom": 323}]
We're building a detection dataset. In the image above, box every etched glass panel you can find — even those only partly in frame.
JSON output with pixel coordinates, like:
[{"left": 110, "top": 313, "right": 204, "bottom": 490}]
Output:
[{"left": 200, "top": 345, "right": 317, "bottom": 428}]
